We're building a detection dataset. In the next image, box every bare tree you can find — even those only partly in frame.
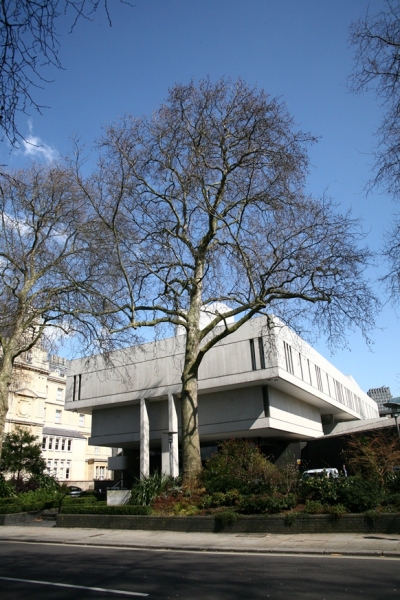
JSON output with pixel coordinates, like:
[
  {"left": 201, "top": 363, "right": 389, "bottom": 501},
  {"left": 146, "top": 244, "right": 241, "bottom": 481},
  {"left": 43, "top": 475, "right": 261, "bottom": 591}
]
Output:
[
  {"left": 350, "top": 0, "right": 400, "bottom": 196},
  {"left": 75, "top": 79, "right": 377, "bottom": 486},
  {"left": 345, "top": 429, "right": 400, "bottom": 487},
  {"left": 0, "top": 0, "right": 132, "bottom": 145},
  {"left": 349, "top": 2, "right": 400, "bottom": 300},
  {"left": 0, "top": 163, "right": 107, "bottom": 458}
]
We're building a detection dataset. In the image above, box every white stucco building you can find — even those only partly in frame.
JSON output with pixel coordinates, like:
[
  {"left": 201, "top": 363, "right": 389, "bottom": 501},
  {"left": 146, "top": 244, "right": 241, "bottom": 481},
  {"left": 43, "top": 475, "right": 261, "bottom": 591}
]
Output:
[
  {"left": 5, "top": 346, "right": 113, "bottom": 488},
  {"left": 65, "top": 316, "right": 378, "bottom": 481}
]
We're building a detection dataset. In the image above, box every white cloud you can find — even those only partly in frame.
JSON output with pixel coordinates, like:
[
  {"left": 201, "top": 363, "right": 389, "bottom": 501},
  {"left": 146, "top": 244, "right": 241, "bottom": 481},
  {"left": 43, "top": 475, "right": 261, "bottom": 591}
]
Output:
[{"left": 22, "top": 122, "right": 58, "bottom": 162}]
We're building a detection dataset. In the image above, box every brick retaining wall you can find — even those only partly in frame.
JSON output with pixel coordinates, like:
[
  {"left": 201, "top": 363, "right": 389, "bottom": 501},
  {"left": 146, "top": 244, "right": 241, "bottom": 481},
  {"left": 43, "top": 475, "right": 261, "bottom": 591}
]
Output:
[{"left": 55, "top": 513, "right": 400, "bottom": 534}]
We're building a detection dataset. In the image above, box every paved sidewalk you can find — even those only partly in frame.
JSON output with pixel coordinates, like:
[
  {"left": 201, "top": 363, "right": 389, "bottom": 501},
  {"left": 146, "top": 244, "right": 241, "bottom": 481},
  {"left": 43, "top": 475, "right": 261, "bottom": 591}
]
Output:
[{"left": 1, "top": 525, "right": 400, "bottom": 557}]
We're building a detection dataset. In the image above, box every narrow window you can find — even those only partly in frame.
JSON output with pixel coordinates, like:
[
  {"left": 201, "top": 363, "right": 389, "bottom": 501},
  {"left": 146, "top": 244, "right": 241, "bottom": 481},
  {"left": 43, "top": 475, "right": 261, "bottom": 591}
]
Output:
[
  {"left": 249, "top": 339, "right": 257, "bottom": 370},
  {"left": 315, "top": 366, "right": 323, "bottom": 392},
  {"left": 48, "top": 438, "right": 53, "bottom": 450},
  {"left": 258, "top": 337, "right": 266, "bottom": 369},
  {"left": 298, "top": 353, "right": 304, "bottom": 380},
  {"left": 284, "top": 342, "right": 294, "bottom": 375},
  {"left": 326, "top": 374, "right": 331, "bottom": 396},
  {"left": 56, "top": 387, "right": 63, "bottom": 401},
  {"left": 67, "top": 439, "right": 72, "bottom": 452},
  {"left": 42, "top": 437, "right": 47, "bottom": 450},
  {"left": 55, "top": 409, "right": 62, "bottom": 424},
  {"left": 262, "top": 386, "right": 270, "bottom": 418},
  {"left": 55, "top": 438, "right": 59, "bottom": 451},
  {"left": 61, "top": 438, "right": 66, "bottom": 451},
  {"left": 73, "top": 374, "right": 82, "bottom": 401},
  {"left": 79, "top": 413, "right": 85, "bottom": 427}
]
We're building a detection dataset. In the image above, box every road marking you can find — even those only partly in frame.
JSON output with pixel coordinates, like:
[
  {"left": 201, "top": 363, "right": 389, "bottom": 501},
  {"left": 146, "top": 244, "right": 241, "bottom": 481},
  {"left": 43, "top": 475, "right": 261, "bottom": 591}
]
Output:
[{"left": 0, "top": 576, "right": 148, "bottom": 596}]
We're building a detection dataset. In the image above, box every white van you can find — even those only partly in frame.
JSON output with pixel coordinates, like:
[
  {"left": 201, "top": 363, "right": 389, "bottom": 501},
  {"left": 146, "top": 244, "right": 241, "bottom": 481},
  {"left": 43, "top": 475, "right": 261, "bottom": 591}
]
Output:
[{"left": 302, "top": 468, "right": 339, "bottom": 478}]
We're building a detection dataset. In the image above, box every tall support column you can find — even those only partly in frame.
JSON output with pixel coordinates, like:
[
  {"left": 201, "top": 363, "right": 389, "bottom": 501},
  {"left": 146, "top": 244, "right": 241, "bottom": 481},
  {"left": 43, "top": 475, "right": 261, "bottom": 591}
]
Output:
[
  {"left": 168, "top": 393, "right": 179, "bottom": 477},
  {"left": 140, "top": 398, "right": 149, "bottom": 478}
]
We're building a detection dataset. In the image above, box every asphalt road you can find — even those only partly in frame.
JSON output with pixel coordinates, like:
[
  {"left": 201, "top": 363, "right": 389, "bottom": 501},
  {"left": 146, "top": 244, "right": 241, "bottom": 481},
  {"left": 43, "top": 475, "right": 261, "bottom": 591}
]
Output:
[{"left": 0, "top": 541, "right": 399, "bottom": 599}]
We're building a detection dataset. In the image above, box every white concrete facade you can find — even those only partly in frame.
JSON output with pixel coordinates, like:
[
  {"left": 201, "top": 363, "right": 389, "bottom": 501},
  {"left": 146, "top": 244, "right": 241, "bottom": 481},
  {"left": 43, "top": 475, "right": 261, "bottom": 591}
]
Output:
[{"left": 65, "top": 316, "right": 378, "bottom": 477}]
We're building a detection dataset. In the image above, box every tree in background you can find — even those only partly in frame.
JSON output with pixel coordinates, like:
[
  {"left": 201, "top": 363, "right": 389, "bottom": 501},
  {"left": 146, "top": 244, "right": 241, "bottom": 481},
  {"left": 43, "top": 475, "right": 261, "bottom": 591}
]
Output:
[
  {"left": 0, "top": 428, "right": 46, "bottom": 483},
  {"left": 350, "top": 1, "right": 400, "bottom": 299},
  {"left": 74, "top": 78, "right": 377, "bottom": 486},
  {"left": 350, "top": 0, "right": 400, "bottom": 197},
  {"left": 0, "top": 163, "right": 105, "bottom": 459},
  {"left": 0, "top": 0, "right": 132, "bottom": 145}
]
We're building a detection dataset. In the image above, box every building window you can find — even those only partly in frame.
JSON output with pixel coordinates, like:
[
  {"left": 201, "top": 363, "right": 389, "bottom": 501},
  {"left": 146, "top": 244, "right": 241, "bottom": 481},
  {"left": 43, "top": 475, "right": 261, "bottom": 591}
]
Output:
[
  {"left": 42, "top": 437, "right": 47, "bottom": 450},
  {"left": 61, "top": 438, "right": 66, "bottom": 451},
  {"left": 283, "top": 342, "right": 294, "bottom": 375},
  {"left": 59, "top": 461, "right": 65, "bottom": 479},
  {"left": 249, "top": 339, "right": 257, "bottom": 370},
  {"left": 67, "top": 439, "right": 72, "bottom": 452},
  {"left": 55, "top": 410, "right": 62, "bottom": 424},
  {"left": 66, "top": 461, "right": 71, "bottom": 480},
  {"left": 258, "top": 337, "right": 266, "bottom": 369},
  {"left": 262, "top": 386, "right": 270, "bottom": 418},
  {"left": 48, "top": 438, "right": 53, "bottom": 450},
  {"left": 95, "top": 446, "right": 99, "bottom": 455},
  {"left": 96, "top": 466, "right": 105, "bottom": 480},
  {"left": 47, "top": 460, "right": 52, "bottom": 474},
  {"left": 298, "top": 353, "right": 304, "bottom": 380},
  {"left": 56, "top": 388, "right": 63, "bottom": 401},
  {"left": 55, "top": 438, "right": 60, "bottom": 451},
  {"left": 315, "top": 366, "right": 323, "bottom": 392},
  {"left": 79, "top": 413, "right": 85, "bottom": 427},
  {"left": 53, "top": 460, "right": 58, "bottom": 477},
  {"left": 326, "top": 374, "right": 331, "bottom": 396},
  {"left": 73, "top": 374, "right": 82, "bottom": 401},
  {"left": 307, "top": 359, "right": 312, "bottom": 385}
]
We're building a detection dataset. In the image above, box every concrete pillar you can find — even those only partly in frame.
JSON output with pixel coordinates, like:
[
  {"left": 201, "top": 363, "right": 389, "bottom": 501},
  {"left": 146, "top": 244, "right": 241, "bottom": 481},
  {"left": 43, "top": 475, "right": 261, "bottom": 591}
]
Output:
[
  {"left": 140, "top": 398, "right": 149, "bottom": 478},
  {"left": 168, "top": 393, "right": 179, "bottom": 478},
  {"left": 161, "top": 433, "right": 169, "bottom": 475}
]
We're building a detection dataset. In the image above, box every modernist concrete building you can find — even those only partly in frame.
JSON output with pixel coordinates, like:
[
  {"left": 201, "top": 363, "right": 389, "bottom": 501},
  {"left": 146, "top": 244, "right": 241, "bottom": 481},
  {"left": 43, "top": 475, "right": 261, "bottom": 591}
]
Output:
[
  {"left": 367, "top": 385, "right": 393, "bottom": 416},
  {"left": 65, "top": 316, "right": 378, "bottom": 481},
  {"left": 5, "top": 346, "right": 113, "bottom": 488}
]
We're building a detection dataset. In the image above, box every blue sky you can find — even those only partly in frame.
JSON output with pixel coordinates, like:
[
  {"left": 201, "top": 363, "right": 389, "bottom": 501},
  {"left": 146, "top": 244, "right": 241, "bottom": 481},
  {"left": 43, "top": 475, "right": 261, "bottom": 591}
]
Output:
[{"left": 2, "top": 0, "right": 398, "bottom": 396}]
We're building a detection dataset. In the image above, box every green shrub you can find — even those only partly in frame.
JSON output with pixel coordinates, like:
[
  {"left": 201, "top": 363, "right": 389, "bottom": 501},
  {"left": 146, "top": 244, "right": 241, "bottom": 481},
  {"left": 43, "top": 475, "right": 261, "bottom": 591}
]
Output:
[
  {"left": 238, "top": 493, "right": 296, "bottom": 515},
  {"left": 325, "top": 504, "right": 347, "bottom": 519},
  {"left": 0, "top": 503, "right": 24, "bottom": 514},
  {"left": 130, "top": 472, "right": 175, "bottom": 506},
  {"left": 284, "top": 512, "right": 297, "bottom": 527},
  {"left": 238, "top": 495, "right": 271, "bottom": 514},
  {"left": 299, "top": 476, "right": 339, "bottom": 505},
  {"left": 303, "top": 500, "right": 324, "bottom": 514},
  {"left": 61, "top": 504, "right": 152, "bottom": 515},
  {"left": 214, "top": 510, "right": 238, "bottom": 531},
  {"left": 202, "top": 439, "right": 279, "bottom": 494},
  {"left": 0, "top": 475, "right": 16, "bottom": 498},
  {"left": 200, "top": 490, "right": 242, "bottom": 509},
  {"left": 337, "top": 476, "right": 382, "bottom": 513},
  {"left": 386, "top": 471, "right": 400, "bottom": 493},
  {"left": 0, "top": 497, "right": 21, "bottom": 506}
]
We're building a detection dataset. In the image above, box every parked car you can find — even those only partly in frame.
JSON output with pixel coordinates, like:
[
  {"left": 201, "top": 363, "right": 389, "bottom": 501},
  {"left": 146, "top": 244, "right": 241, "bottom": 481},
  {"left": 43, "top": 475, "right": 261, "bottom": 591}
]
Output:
[
  {"left": 302, "top": 468, "right": 339, "bottom": 478},
  {"left": 67, "top": 486, "right": 83, "bottom": 497}
]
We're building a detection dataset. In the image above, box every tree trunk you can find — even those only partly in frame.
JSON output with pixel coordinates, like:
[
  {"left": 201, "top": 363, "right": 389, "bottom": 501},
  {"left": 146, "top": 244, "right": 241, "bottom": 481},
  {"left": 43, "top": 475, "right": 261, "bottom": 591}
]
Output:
[
  {"left": 181, "top": 367, "right": 202, "bottom": 488},
  {"left": 181, "top": 259, "right": 204, "bottom": 488}
]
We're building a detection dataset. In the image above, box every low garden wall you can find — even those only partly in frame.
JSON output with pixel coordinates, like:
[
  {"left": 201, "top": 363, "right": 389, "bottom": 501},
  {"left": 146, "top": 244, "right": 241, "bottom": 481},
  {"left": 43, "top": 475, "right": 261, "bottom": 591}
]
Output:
[{"left": 56, "top": 512, "right": 400, "bottom": 534}]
